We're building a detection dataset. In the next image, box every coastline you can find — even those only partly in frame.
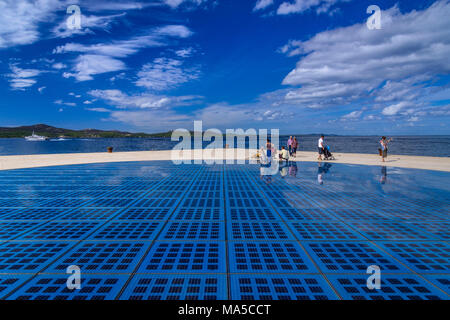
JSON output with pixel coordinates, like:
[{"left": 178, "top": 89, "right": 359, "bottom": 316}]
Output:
[{"left": 0, "top": 149, "right": 449, "bottom": 172}]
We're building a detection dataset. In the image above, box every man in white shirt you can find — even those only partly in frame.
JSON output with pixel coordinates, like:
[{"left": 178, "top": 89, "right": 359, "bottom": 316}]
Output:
[
  {"left": 318, "top": 135, "right": 325, "bottom": 160},
  {"left": 279, "top": 146, "right": 289, "bottom": 161}
]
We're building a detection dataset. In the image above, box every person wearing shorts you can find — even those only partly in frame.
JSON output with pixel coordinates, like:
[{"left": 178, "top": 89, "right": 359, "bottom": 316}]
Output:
[{"left": 318, "top": 135, "right": 325, "bottom": 160}]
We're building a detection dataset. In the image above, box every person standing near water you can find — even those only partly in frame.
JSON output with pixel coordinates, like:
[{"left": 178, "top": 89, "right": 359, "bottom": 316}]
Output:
[
  {"left": 266, "top": 139, "right": 274, "bottom": 161},
  {"left": 379, "top": 136, "right": 392, "bottom": 162},
  {"left": 287, "top": 136, "right": 293, "bottom": 156},
  {"left": 318, "top": 135, "right": 325, "bottom": 161},
  {"left": 292, "top": 137, "right": 298, "bottom": 158}
]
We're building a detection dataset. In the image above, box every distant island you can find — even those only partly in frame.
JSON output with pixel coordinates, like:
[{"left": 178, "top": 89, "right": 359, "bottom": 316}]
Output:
[
  {"left": 0, "top": 124, "right": 344, "bottom": 139},
  {"left": 0, "top": 124, "right": 172, "bottom": 139}
]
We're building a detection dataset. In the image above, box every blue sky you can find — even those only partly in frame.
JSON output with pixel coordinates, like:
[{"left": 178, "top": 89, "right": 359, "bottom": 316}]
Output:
[{"left": 0, "top": 0, "right": 449, "bottom": 134}]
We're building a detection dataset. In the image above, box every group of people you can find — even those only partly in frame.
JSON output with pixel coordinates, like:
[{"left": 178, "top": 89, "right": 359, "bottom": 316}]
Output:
[
  {"left": 279, "top": 136, "right": 299, "bottom": 161},
  {"left": 261, "top": 135, "right": 393, "bottom": 164},
  {"left": 259, "top": 135, "right": 393, "bottom": 186},
  {"left": 287, "top": 136, "right": 299, "bottom": 157}
]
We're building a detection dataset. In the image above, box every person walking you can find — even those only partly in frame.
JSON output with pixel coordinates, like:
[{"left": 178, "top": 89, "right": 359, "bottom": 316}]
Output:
[
  {"left": 379, "top": 136, "right": 392, "bottom": 162},
  {"left": 287, "top": 136, "right": 293, "bottom": 156},
  {"left": 292, "top": 137, "right": 298, "bottom": 157},
  {"left": 318, "top": 135, "right": 325, "bottom": 161}
]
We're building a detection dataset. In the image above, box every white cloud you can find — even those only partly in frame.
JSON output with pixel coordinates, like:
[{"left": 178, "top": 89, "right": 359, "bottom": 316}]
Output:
[
  {"left": 0, "top": 0, "right": 61, "bottom": 48},
  {"left": 54, "top": 100, "right": 76, "bottom": 107},
  {"left": 280, "top": 1, "right": 450, "bottom": 118},
  {"left": 254, "top": 0, "right": 274, "bottom": 11},
  {"left": 52, "top": 62, "right": 67, "bottom": 70},
  {"left": 136, "top": 58, "right": 200, "bottom": 91},
  {"left": 408, "top": 116, "right": 419, "bottom": 122},
  {"left": 88, "top": 89, "right": 201, "bottom": 109},
  {"left": 54, "top": 25, "right": 193, "bottom": 81},
  {"left": 163, "top": 0, "right": 208, "bottom": 9},
  {"left": 7, "top": 64, "right": 42, "bottom": 90},
  {"left": 53, "top": 25, "right": 193, "bottom": 58},
  {"left": 175, "top": 47, "right": 194, "bottom": 58},
  {"left": 277, "top": 0, "right": 348, "bottom": 15},
  {"left": 278, "top": 40, "right": 303, "bottom": 56},
  {"left": 52, "top": 13, "right": 126, "bottom": 38},
  {"left": 38, "top": 86, "right": 46, "bottom": 93},
  {"left": 85, "top": 1, "right": 152, "bottom": 11},
  {"left": 86, "top": 107, "right": 110, "bottom": 112},
  {"left": 63, "top": 54, "right": 126, "bottom": 81},
  {"left": 382, "top": 102, "right": 409, "bottom": 116},
  {"left": 341, "top": 110, "right": 362, "bottom": 120},
  {"left": 0, "top": 0, "right": 153, "bottom": 48}
]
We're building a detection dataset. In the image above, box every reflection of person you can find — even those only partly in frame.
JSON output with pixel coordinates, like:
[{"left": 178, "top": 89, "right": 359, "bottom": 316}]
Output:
[
  {"left": 266, "top": 139, "right": 276, "bottom": 161},
  {"left": 289, "top": 161, "right": 298, "bottom": 177},
  {"left": 280, "top": 164, "right": 288, "bottom": 178},
  {"left": 379, "top": 136, "right": 392, "bottom": 162},
  {"left": 317, "top": 162, "right": 332, "bottom": 185},
  {"left": 380, "top": 166, "right": 387, "bottom": 184},
  {"left": 260, "top": 151, "right": 279, "bottom": 184}
]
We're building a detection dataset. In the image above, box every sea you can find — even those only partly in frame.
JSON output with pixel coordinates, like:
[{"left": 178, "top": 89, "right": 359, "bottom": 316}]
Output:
[{"left": 0, "top": 136, "right": 449, "bottom": 157}]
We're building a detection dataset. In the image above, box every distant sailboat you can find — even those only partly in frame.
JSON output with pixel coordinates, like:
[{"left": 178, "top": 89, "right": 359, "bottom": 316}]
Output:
[{"left": 25, "top": 131, "right": 48, "bottom": 141}]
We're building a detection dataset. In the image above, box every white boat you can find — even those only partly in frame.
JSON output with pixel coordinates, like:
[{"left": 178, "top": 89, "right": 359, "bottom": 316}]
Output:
[{"left": 25, "top": 131, "right": 49, "bottom": 141}]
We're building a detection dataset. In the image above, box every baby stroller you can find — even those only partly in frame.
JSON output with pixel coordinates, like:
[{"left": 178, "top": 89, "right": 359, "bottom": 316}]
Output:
[{"left": 323, "top": 145, "right": 335, "bottom": 160}]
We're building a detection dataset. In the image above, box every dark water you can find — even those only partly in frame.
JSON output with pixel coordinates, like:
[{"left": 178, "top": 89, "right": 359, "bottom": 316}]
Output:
[{"left": 0, "top": 136, "right": 449, "bottom": 157}]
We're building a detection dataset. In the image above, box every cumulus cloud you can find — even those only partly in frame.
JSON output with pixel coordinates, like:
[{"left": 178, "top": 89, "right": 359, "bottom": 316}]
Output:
[
  {"left": 280, "top": 1, "right": 450, "bottom": 119},
  {"left": 136, "top": 58, "right": 200, "bottom": 91},
  {"left": 7, "top": 64, "right": 42, "bottom": 90}
]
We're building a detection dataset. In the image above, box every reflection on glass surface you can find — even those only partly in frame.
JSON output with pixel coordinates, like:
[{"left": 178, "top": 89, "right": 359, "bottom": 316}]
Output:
[
  {"left": 317, "top": 162, "right": 333, "bottom": 185},
  {"left": 380, "top": 166, "right": 388, "bottom": 184}
]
